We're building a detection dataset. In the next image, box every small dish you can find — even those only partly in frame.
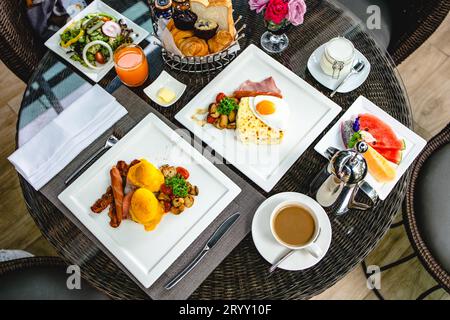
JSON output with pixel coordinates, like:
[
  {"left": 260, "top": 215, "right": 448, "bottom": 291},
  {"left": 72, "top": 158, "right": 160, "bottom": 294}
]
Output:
[
  {"left": 144, "top": 71, "right": 187, "bottom": 107},
  {"left": 307, "top": 43, "right": 371, "bottom": 94},
  {"left": 252, "top": 192, "right": 332, "bottom": 271}
]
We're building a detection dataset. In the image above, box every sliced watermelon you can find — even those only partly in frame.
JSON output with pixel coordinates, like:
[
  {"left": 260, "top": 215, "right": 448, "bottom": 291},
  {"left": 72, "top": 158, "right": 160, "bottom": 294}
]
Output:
[
  {"left": 376, "top": 148, "right": 402, "bottom": 164},
  {"left": 359, "top": 114, "right": 404, "bottom": 150}
]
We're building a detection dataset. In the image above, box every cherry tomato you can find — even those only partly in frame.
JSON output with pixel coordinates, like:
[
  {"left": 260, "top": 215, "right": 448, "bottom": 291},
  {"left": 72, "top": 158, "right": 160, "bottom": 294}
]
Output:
[
  {"left": 216, "top": 92, "right": 226, "bottom": 103},
  {"left": 95, "top": 52, "right": 105, "bottom": 64},
  {"left": 163, "top": 201, "right": 171, "bottom": 213},
  {"left": 176, "top": 167, "right": 190, "bottom": 179},
  {"left": 160, "top": 184, "right": 172, "bottom": 195},
  {"left": 207, "top": 116, "right": 216, "bottom": 124}
]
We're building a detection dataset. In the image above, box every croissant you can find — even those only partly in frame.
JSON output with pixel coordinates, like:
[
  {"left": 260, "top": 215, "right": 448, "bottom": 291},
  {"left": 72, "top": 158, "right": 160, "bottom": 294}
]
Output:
[
  {"left": 207, "top": 30, "right": 233, "bottom": 53},
  {"left": 172, "top": 28, "right": 195, "bottom": 47},
  {"left": 179, "top": 37, "right": 209, "bottom": 56}
]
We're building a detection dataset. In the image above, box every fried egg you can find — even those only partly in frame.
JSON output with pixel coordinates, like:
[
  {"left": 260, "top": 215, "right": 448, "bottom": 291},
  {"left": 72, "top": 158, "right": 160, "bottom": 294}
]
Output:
[{"left": 249, "top": 95, "right": 290, "bottom": 130}]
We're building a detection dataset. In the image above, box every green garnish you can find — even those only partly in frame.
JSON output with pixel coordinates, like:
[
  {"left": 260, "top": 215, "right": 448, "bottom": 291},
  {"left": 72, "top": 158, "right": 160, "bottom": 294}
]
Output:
[
  {"left": 165, "top": 175, "right": 188, "bottom": 198},
  {"left": 348, "top": 131, "right": 362, "bottom": 148},
  {"left": 217, "top": 97, "right": 238, "bottom": 116}
]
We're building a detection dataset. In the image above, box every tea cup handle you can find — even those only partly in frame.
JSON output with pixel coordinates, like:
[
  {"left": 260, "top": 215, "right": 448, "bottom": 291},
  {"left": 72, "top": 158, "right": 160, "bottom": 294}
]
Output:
[{"left": 305, "top": 243, "right": 322, "bottom": 259}]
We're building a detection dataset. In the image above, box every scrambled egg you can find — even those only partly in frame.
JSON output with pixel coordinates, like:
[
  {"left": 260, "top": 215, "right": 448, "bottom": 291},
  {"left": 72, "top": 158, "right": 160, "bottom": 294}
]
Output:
[
  {"left": 130, "top": 188, "right": 164, "bottom": 231},
  {"left": 127, "top": 159, "right": 164, "bottom": 192}
]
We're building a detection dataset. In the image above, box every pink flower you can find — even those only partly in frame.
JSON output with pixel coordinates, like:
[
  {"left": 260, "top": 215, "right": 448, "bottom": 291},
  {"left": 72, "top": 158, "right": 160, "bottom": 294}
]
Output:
[
  {"left": 287, "top": 0, "right": 307, "bottom": 26},
  {"left": 248, "top": 0, "right": 270, "bottom": 14}
]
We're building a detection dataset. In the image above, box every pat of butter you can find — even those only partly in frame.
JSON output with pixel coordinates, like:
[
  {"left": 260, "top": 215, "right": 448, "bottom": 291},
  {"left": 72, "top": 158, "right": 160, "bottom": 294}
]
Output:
[{"left": 157, "top": 87, "right": 176, "bottom": 104}]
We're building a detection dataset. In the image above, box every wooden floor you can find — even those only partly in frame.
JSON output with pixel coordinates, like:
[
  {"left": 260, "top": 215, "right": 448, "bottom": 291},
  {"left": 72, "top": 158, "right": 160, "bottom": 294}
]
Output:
[{"left": 1, "top": 15, "right": 449, "bottom": 299}]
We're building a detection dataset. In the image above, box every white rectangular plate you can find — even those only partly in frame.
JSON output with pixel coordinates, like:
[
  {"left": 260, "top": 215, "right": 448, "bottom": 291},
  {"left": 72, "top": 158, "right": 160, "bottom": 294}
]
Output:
[
  {"left": 175, "top": 44, "right": 342, "bottom": 192},
  {"left": 58, "top": 113, "right": 241, "bottom": 288},
  {"left": 45, "top": 0, "right": 149, "bottom": 82},
  {"left": 315, "top": 95, "right": 427, "bottom": 200}
]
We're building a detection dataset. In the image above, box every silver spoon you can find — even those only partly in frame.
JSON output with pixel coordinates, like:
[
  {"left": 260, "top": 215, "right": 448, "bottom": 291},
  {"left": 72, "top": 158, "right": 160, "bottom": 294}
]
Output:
[
  {"left": 65, "top": 135, "right": 119, "bottom": 185},
  {"left": 269, "top": 228, "right": 322, "bottom": 273},
  {"left": 330, "top": 60, "right": 365, "bottom": 98}
]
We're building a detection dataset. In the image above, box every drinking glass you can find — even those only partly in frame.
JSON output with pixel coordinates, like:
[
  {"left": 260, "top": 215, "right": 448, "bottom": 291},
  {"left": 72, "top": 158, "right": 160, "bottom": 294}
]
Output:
[{"left": 114, "top": 44, "right": 149, "bottom": 87}]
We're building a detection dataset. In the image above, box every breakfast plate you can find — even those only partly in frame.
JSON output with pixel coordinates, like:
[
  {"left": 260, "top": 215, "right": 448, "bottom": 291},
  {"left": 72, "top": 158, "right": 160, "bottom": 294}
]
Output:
[
  {"left": 315, "top": 96, "right": 427, "bottom": 200},
  {"left": 45, "top": 0, "right": 149, "bottom": 82},
  {"left": 58, "top": 113, "right": 241, "bottom": 288},
  {"left": 175, "top": 44, "right": 342, "bottom": 192},
  {"left": 307, "top": 43, "right": 371, "bottom": 93},
  {"left": 252, "top": 192, "right": 332, "bottom": 271}
]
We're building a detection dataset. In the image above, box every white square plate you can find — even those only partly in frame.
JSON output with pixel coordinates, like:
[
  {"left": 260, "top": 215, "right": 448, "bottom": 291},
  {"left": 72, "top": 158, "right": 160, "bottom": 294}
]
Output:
[
  {"left": 315, "top": 96, "right": 427, "bottom": 200},
  {"left": 175, "top": 44, "right": 342, "bottom": 192},
  {"left": 58, "top": 113, "right": 241, "bottom": 288},
  {"left": 144, "top": 71, "right": 187, "bottom": 107},
  {"left": 45, "top": 0, "right": 149, "bottom": 83}
]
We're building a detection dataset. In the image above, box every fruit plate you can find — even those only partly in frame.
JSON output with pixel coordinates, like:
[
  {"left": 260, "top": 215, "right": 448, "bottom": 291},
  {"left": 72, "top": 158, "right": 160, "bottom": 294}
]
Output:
[
  {"left": 315, "top": 95, "right": 427, "bottom": 200},
  {"left": 175, "top": 44, "right": 342, "bottom": 192},
  {"left": 44, "top": 0, "right": 149, "bottom": 83},
  {"left": 58, "top": 113, "right": 241, "bottom": 288}
]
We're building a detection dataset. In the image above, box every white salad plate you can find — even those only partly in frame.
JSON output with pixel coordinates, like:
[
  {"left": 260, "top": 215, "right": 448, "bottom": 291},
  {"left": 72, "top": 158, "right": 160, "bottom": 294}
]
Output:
[
  {"left": 175, "top": 44, "right": 342, "bottom": 192},
  {"left": 315, "top": 96, "right": 427, "bottom": 200},
  {"left": 45, "top": 0, "right": 149, "bottom": 83},
  {"left": 144, "top": 71, "right": 187, "bottom": 107},
  {"left": 252, "top": 192, "right": 332, "bottom": 271},
  {"left": 307, "top": 43, "right": 371, "bottom": 93},
  {"left": 58, "top": 113, "right": 241, "bottom": 288}
]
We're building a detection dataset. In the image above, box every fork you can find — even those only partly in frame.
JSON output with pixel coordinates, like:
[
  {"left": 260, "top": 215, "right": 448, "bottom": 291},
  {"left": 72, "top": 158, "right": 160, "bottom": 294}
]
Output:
[{"left": 65, "top": 134, "right": 119, "bottom": 185}]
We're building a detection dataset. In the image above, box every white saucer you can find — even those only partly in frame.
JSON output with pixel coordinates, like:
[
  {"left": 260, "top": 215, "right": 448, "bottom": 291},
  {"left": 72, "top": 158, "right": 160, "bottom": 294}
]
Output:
[
  {"left": 251, "top": 192, "right": 332, "bottom": 271},
  {"left": 307, "top": 43, "right": 371, "bottom": 94},
  {"left": 144, "top": 71, "right": 187, "bottom": 107}
]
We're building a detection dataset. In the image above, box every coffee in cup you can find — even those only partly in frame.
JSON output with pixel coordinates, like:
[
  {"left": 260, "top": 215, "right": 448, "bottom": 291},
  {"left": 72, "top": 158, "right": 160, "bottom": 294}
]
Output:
[{"left": 270, "top": 201, "right": 322, "bottom": 258}]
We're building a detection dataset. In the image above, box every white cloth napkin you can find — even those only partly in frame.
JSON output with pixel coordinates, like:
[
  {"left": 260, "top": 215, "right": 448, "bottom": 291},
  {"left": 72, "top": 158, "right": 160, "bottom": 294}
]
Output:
[{"left": 8, "top": 85, "right": 127, "bottom": 190}]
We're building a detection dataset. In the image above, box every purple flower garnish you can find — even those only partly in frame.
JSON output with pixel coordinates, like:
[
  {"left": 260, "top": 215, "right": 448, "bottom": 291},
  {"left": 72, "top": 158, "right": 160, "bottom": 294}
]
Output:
[{"left": 353, "top": 116, "right": 360, "bottom": 132}]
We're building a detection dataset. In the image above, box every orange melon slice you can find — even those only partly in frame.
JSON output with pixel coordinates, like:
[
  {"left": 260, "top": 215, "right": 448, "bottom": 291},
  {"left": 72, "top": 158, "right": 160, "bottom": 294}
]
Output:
[{"left": 363, "top": 146, "right": 397, "bottom": 183}]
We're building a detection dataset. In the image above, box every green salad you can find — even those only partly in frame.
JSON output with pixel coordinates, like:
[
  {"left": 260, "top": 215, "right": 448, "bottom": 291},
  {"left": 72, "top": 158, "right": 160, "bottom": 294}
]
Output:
[{"left": 60, "top": 13, "right": 136, "bottom": 68}]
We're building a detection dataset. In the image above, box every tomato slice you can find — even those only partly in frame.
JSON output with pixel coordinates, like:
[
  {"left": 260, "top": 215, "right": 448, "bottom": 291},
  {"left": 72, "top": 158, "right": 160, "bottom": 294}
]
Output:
[
  {"left": 207, "top": 116, "right": 216, "bottom": 124},
  {"left": 160, "top": 184, "right": 172, "bottom": 195},
  {"left": 176, "top": 167, "right": 190, "bottom": 179},
  {"left": 216, "top": 92, "right": 226, "bottom": 103}
]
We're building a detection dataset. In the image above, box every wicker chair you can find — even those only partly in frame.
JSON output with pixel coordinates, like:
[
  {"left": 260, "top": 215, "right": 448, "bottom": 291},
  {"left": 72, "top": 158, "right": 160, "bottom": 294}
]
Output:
[
  {"left": 335, "top": 0, "right": 449, "bottom": 65},
  {"left": 388, "top": 0, "right": 450, "bottom": 65},
  {"left": 0, "top": 1, "right": 45, "bottom": 83},
  {"left": 362, "top": 124, "right": 450, "bottom": 300},
  {"left": 0, "top": 256, "right": 110, "bottom": 300}
]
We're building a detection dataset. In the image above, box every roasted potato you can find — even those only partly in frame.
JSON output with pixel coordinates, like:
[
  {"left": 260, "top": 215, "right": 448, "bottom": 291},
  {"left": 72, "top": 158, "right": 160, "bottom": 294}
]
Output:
[
  {"left": 184, "top": 195, "right": 194, "bottom": 208},
  {"left": 160, "top": 165, "right": 177, "bottom": 178}
]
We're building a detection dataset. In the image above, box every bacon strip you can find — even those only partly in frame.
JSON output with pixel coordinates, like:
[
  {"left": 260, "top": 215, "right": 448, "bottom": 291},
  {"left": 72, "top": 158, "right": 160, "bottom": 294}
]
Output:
[
  {"left": 110, "top": 166, "right": 124, "bottom": 226},
  {"left": 233, "top": 91, "right": 283, "bottom": 100},
  {"left": 108, "top": 200, "right": 119, "bottom": 228},
  {"left": 90, "top": 186, "right": 113, "bottom": 214},
  {"left": 237, "top": 77, "right": 282, "bottom": 94}
]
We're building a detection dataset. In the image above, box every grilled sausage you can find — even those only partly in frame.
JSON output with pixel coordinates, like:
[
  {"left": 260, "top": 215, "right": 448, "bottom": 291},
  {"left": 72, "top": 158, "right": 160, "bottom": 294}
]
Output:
[{"left": 110, "top": 166, "right": 124, "bottom": 226}]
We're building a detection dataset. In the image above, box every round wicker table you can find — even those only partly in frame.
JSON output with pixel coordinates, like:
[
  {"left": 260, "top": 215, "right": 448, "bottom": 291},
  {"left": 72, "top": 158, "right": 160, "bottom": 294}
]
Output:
[{"left": 17, "top": 0, "right": 412, "bottom": 299}]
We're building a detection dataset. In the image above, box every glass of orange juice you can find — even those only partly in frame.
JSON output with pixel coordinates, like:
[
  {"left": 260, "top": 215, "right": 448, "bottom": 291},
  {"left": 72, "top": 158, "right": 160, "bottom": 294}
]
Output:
[{"left": 114, "top": 44, "right": 149, "bottom": 87}]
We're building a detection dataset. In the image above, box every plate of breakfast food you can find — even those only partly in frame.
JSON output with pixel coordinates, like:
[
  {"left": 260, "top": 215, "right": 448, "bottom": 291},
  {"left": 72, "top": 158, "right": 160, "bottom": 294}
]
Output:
[
  {"left": 158, "top": 0, "right": 239, "bottom": 58},
  {"left": 45, "top": 0, "right": 149, "bottom": 82},
  {"left": 58, "top": 113, "right": 241, "bottom": 288},
  {"left": 315, "top": 95, "right": 427, "bottom": 200},
  {"left": 175, "top": 44, "right": 342, "bottom": 192}
]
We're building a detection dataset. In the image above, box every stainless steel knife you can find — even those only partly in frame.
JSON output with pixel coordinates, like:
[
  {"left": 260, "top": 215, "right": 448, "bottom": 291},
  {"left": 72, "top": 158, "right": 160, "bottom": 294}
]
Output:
[{"left": 164, "top": 212, "right": 240, "bottom": 290}]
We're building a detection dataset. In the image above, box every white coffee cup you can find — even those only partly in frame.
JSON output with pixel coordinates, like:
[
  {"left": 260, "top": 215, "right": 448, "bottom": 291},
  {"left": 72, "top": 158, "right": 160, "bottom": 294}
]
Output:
[{"left": 270, "top": 200, "right": 322, "bottom": 259}]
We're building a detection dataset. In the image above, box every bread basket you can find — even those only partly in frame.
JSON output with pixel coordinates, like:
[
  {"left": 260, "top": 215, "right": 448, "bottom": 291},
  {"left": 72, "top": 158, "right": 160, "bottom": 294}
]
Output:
[{"left": 149, "top": 3, "right": 246, "bottom": 74}]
